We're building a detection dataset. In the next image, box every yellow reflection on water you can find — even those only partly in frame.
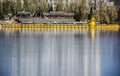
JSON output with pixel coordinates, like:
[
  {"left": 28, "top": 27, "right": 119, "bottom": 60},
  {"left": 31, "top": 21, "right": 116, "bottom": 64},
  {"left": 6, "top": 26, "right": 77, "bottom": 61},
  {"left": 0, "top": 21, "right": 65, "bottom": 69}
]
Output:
[{"left": 90, "top": 28, "right": 95, "bottom": 40}]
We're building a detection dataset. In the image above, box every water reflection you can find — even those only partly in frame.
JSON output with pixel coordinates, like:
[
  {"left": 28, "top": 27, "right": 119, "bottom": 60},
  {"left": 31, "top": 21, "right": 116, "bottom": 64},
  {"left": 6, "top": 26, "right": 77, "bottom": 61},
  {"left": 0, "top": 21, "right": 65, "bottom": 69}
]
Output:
[{"left": 0, "top": 29, "right": 120, "bottom": 76}]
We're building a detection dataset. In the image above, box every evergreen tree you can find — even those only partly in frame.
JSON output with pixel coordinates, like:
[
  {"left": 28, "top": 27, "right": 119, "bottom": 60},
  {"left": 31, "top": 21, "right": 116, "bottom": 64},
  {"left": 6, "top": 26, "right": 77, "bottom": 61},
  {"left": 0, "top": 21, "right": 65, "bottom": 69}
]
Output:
[
  {"left": 74, "top": 0, "right": 88, "bottom": 21},
  {"left": 88, "top": 7, "right": 93, "bottom": 20},
  {"left": 0, "top": 2, "right": 4, "bottom": 19},
  {"left": 56, "top": 0, "right": 64, "bottom": 11},
  {"left": 79, "top": 0, "right": 88, "bottom": 21},
  {"left": 37, "top": 0, "right": 48, "bottom": 12},
  {"left": 23, "top": 0, "right": 29, "bottom": 11},
  {"left": 48, "top": 5, "right": 53, "bottom": 12},
  {"left": 56, "top": 4, "right": 63, "bottom": 11},
  {"left": 65, "top": 4, "right": 71, "bottom": 12},
  {"left": 16, "top": 0, "right": 22, "bottom": 13},
  {"left": 108, "top": 5, "right": 118, "bottom": 23},
  {"left": 10, "top": 1, "right": 16, "bottom": 15},
  {"left": 99, "top": 2, "right": 118, "bottom": 24},
  {"left": 3, "top": 1, "right": 11, "bottom": 14},
  {"left": 74, "top": 3, "right": 80, "bottom": 21},
  {"left": 99, "top": 3, "right": 110, "bottom": 23}
]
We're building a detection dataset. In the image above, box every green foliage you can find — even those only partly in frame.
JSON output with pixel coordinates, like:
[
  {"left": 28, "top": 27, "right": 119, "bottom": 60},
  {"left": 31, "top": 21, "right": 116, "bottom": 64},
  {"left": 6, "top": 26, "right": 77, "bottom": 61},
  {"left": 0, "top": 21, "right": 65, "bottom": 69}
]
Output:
[
  {"left": 16, "top": 0, "right": 23, "bottom": 12},
  {"left": 74, "top": 0, "right": 88, "bottom": 21},
  {"left": 55, "top": 0, "right": 65, "bottom": 11},
  {"left": 56, "top": 4, "right": 63, "bottom": 11},
  {"left": 70, "top": 4, "right": 75, "bottom": 13},
  {"left": 10, "top": 0, "right": 22, "bottom": 15},
  {"left": 37, "top": 1, "right": 48, "bottom": 12},
  {"left": 64, "top": 4, "right": 71, "bottom": 12},
  {"left": 108, "top": 6, "right": 118, "bottom": 23},
  {"left": 2, "top": 1, "right": 11, "bottom": 14},
  {"left": 74, "top": 4, "right": 81, "bottom": 21},
  {"left": 48, "top": 5, "right": 53, "bottom": 12},
  {"left": 10, "top": 1, "right": 16, "bottom": 15},
  {"left": 88, "top": 7, "right": 93, "bottom": 20},
  {"left": 79, "top": 0, "right": 88, "bottom": 21},
  {"left": 99, "top": 3, "right": 109, "bottom": 23},
  {"left": 0, "top": 0, "right": 22, "bottom": 18},
  {"left": 92, "top": 10, "right": 100, "bottom": 21},
  {"left": 0, "top": 2, "right": 4, "bottom": 19},
  {"left": 99, "top": 3, "right": 118, "bottom": 23},
  {"left": 23, "top": 0, "right": 29, "bottom": 11}
]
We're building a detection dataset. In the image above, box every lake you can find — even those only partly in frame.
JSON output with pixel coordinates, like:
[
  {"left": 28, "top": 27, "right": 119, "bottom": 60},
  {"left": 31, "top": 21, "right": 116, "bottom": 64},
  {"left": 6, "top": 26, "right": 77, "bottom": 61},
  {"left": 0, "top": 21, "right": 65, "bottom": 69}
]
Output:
[{"left": 0, "top": 28, "right": 120, "bottom": 76}]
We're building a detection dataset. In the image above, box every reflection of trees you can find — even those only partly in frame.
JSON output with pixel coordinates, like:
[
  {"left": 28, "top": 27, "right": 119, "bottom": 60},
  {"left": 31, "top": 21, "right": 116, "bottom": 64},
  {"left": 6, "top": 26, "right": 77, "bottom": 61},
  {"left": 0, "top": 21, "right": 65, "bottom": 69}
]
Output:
[
  {"left": 113, "top": 30, "right": 120, "bottom": 74},
  {"left": 0, "top": 30, "right": 15, "bottom": 76},
  {"left": 74, "top": 30, "right": 101, "bottom": 76},
  {"left": 10, "top": 30, "right": 102, "bottom": 76},
  {"left": 97, "top": 30, "right": 118, "bottom": 39},
  {"left": 95, "top": 30, "right": 120, "bottom": 76},
  {"left": 0, "top": 30, "right": 5, "bottom": 38},
  {"left": 2, "top": 29, "right": 120, "bottom": 76},
  {"left": 11, "top": 31, "right": 44, "bottom": 76}
]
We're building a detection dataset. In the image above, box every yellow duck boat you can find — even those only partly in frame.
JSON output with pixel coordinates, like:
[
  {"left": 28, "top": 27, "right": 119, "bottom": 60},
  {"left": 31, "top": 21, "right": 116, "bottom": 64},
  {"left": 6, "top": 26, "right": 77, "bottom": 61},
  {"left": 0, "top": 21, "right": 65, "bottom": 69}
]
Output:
[{"left": 1, "top": 18, "right": 119, "bottom": 31}]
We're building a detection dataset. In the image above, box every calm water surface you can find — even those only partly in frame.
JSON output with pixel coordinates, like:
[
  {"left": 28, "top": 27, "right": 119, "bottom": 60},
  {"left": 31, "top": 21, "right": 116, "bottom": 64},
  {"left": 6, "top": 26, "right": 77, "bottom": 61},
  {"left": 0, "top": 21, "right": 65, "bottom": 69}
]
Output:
[{"left": 0, "top": 29, "right": 120, "bottom": 76}]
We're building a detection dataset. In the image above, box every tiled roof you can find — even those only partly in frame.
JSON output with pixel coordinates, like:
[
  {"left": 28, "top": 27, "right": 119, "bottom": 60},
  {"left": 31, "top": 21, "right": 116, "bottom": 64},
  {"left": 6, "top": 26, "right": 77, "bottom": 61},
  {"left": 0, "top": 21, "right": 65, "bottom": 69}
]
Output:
[{"left": 42, "top": 11, "right": 75, "bottom": 16}]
